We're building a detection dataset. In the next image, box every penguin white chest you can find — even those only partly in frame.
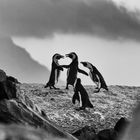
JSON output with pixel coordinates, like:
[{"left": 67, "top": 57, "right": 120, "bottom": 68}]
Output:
[
  {"left": 89, "top": 71, "right": 93, "bottom": 80},
  {"left": 55, "top": 69, "right": 58, "bottom": 83},
  {"left": 79, "top": 92, "right": 82, "bottom": 107}
]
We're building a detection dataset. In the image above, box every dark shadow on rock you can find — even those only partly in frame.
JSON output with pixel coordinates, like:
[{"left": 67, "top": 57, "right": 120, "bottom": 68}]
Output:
[
  {"left": 114, "top": 117, "right": 129, "bottom": 134},
  {"left": 0, "top": 70, "right": 18, "bottom": 101},
  {"left": 0, "top": 80, "right": 17, "bottom": 100},
  {"left": 7, "top": 76, "right": 20, "bottom": 84},
  {"left": 95, "top": 129, "right": 117, "bottom": 140},
  {"left": 72, "top": 117, "right": 129, "bottom": 140},
  {"left": 95, "top": 117, "right": 129, "bottom": 140},
  {"left": 72, "top": 126, "right": 96, "bottom": 140},
  {"left": 0, "top": 123, "right": 72, "bottom": 140}
]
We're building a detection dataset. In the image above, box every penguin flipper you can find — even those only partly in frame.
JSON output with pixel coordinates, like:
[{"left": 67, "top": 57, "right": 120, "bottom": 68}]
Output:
[
  {"left": 95, "top": 70, "right": 108, "bottom": 91},
  {"left": 99, "top": 74, "right": 108, "bottom": 91},
  {"left": 78, "top": 68, "right": 88, "bottom": 76},
  {"left": 61, "top": 65, "right": 70, "bottom": 69}
]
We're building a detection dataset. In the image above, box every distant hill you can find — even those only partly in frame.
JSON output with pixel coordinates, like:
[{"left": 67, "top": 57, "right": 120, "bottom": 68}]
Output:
[{"left": 0, "top": 37, "right": 50, "bottom": 83}]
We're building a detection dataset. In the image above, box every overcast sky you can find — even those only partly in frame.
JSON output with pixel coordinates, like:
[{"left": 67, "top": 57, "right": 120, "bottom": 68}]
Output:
[{"left": 0, "top": 0, "right": 140, "bottom": 86}]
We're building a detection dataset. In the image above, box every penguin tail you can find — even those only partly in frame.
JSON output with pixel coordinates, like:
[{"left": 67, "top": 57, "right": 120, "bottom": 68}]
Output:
[
  {"left": 105, "top": 87, "right": 109, "bottom": 91},
  {"left": 97, "top": 71, "right": 108, "bottom": 91},
  {"left": 102, "top": 85, "right": 108, "bottom": 91}
]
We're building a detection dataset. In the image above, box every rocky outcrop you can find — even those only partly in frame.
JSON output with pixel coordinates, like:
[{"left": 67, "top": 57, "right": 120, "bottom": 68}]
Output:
[
  {"left": 6, "top": 76, "right": 20, "bottom": 84},
  {"left": 72, "top": 117, "right": 129, "bottom": 140},
  {"left": 72, "top": 126, "right": 96, "bottom": 140},
  {"left": 0, "top": 99, "right": 77, "bottom": 140},
  {"left": 0, "top": 70, "right": 77, "bottom": 140},
  {"left": 0, "top": 69, "right": 17, "bottom": 100},
  {"left": 0, "top": 124, "right": 71, "bottom": 140}
]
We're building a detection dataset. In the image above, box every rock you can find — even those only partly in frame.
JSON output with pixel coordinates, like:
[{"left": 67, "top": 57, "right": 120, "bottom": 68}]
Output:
[
  {"left": 0, "top": 80, "right": 17, "bottom": 100},
  {"left": 7, "top": 76, "right": 20, "bottom": 84},
  {"left": 0, "top": 80, "right": 16, "bottom": 100},
  {"left": 114, "top": 117, "right": 129, "bottom": 134},
  {"left": 95, "top": 129, "right": 117, "bottom": 140},
  {"left": 72, "top": 126, "right": 96, "bottom": 140},
  {"left": 0, "top": 123, "right": 72, "bottom": 140},
  {"left": 120, "top": 103, "right": 140, "bottom": 140},
  {"left": 0, "top": 69, "right": 7, "bottom": 82},
  {"left": 0, "top": 99, "right": 77, "bottom": 140},
  {"left": 95, "top": 117, "right": 130, "bottom": 140},
  {"left": 0, "top": 70, "right": 17, "bottom": 100},
  {"left": 17, "top": 91, "right": 46, "bottom": 118}
]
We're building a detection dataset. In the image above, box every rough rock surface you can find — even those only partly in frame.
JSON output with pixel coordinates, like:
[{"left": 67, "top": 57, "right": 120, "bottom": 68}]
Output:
[
  {"left": 0, "top": 70, "right": 77, "bottom": 140},
  {"left": 0, "top": 99, "right": 77, "bottom": 140},
  {"left": 17, "top": 84, "right": 140, "bottom": 134},
  {"left": 0, "top": 124, "right": 74, "bottom": 140}
]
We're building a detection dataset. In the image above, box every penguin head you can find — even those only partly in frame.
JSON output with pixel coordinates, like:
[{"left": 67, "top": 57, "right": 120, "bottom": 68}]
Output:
[
  {"left": 53, "top": 53, "right": 64, "bottom": 64},
  {"left": 53, "top": 53, "right": 64, "bottom": 60},
  {"left": 81, "top": 62, "right": 93, "bottom": 70},
  {"left": 76, "top": 78, "right": 81, "bottom": 84},
  {"left": 65, "top": 52, "right": 78, "bottom": 61}
]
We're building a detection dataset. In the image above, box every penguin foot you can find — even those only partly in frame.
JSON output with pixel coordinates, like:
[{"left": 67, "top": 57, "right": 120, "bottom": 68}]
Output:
[
  {"left": 53, "top": 86, "right": 60, "bottom": 90},
  {"left": 75, "top": 107, "right": 85, "bottom": 111},
  {"left": 44, "top": 85, "right": 48, "bottom": 88},
  {"left": 94, "top": 88, "right": 100, "bottom": 93}
]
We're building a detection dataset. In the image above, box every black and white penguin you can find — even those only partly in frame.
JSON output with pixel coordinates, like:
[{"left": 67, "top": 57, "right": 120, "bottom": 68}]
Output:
[
  {"left": 72, "top": 78, "right": 93, "bottom": 110},
  {"left": 61, "top": 52, "right": 88, "bottom": 89},
  {"left": 81, "top": 61, "right": 108, "bottom": 92},
  {"left": 44, "top": 53, "right": 64, "bottom": 89}
]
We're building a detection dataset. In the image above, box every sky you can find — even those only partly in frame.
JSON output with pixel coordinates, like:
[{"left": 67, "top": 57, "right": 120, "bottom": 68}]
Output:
[{"left": 0, "top": 0, "right": 140, "bottom": 86}]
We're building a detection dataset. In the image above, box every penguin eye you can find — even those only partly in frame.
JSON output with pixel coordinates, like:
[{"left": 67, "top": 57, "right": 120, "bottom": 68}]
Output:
[
  {"left": 83, "top": 63, "right": 87, "bottom": 67},
  {"left": 72, "top": 54, "right": 76, "bottom": 59},
  {"left": 56, "top": 56, "right": 60, "bottom": 59},
  {"left": 69, "top": 54, "right": 73, "bottom": 58}
]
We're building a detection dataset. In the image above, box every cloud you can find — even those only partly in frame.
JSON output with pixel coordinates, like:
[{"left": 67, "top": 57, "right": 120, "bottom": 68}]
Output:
[{"left": 0, "top": 0, "right": 140, "bottom": 41}]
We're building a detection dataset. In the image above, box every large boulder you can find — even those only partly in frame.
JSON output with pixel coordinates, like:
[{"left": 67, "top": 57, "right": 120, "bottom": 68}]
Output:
[
  {"left": 95, "top": 129, "right": 117, "bottom": 140},
  {"left": 0, "top": 69, "right": 17, "bottom": 100},
  {"left": 95, "top": 117, "right": 129, "bottom": 140},
  {"left": 6, "top": 76, "right": 20, "bottom": 84},
  {"left": 72, "top": 126, "right": 96, "bottom": 140},
  {"left": 0, "top": 99, "right": 77, "bottom": 140},
  {"left": 0, "top": 124, "right": 70, "bottom": 140},
  {"left": 114, "top": 117, "right": 129, "bottom": 135}
]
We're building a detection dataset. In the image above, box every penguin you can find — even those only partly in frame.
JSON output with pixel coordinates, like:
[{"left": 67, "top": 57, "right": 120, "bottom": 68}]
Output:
[
  {"left": 44, "top": 53, "right": 64, "bottom": 89},
  {"left": 72, "top": 78, "right": 93, "bottom": 110},
  {"left": 80, "top": 61, "right": 108, "bottom": 92},
  {"left": 61, "top": 52, "right": 88, "bottom": 89}
]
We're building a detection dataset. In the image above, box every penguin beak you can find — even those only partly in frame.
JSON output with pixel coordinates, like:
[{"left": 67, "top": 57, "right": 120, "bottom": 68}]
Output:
[
  {"left": 65, "top": 54, "right": 69, "bottom": 57},
  {"left": 60, "top": 55, "right": 64, "bottom": 59},
  {"left": 80, "top": 62, "right": 84, "bottom": 65},
  {"left": 80, "top": 62, "right": 86, "bottom": 67}
]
